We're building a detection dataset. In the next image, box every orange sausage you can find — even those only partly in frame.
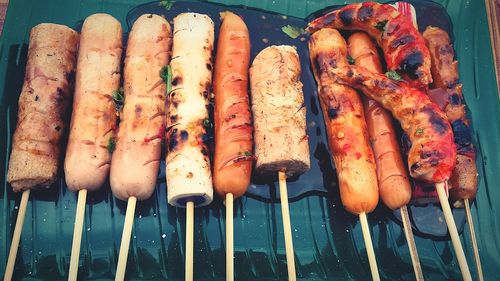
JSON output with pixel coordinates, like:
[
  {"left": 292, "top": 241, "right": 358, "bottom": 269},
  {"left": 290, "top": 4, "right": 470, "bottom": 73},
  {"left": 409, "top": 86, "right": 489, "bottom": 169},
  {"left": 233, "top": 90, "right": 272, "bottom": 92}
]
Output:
[
  {"left": 348, "top": 32, "right": 411, "bottom": 210},
  {"left": 309, "top": 28, "right": 379, "bottom": 215},
  {"left": 213, "top": 12, "right": 253, "bottom": 199}
]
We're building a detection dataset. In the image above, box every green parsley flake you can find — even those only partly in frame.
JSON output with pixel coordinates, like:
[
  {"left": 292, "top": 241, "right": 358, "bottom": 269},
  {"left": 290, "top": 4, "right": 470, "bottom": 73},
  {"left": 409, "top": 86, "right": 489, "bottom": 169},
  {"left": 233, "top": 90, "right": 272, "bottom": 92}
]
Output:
[
  {"left": 385, "top": 71, "right": 403, "bottom": 81},
  {"left": 160, "top": 65, "right": 172, "bottom": 94},
  {"left": 203, "top": 118, "right": 211, "bottom": 129},
  {"left": 347, "top": 55, "right": 355, "bottom": 65},
  {"left": 415, "top": 128, "right": 424, "bottom": 136},
  {"left": 239, "top": 151, "right": 252, "bottom": 157},
  {"left": 375, "top": 20, "right": 388, "bottom": 31},
  {"left": 107, "top": 138, "right": 116, "bottom": 153},
  {"left": 281, "top": 25, "right": 305, "bottom": 39},
  {"left": 159, "top": 0, "right": 174, "bottom": 10}
]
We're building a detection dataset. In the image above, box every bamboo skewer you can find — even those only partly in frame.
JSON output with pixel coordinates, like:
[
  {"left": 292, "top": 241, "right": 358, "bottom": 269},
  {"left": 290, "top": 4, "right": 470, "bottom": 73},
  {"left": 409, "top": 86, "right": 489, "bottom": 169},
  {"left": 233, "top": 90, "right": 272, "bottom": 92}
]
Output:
[
  {"left": 185, "top": 201, "right": 195, "bottom": 281},
  {"left": 68, "top": 189, "right": 88, "bottom": 281},
  {"left": 3, "top": 189, "right": 30, "bottom": 281},
  {"left": 400, "top": 205, "right": 424, "bottom": 281},
  {"left": 359, "top": 212, "right": 380, "bottom": 281},
  {"left": 115, "top": 196, "right": 137, "bottom": 281},
  {"left": 464, "top": 198, "right": 484, "bottom": 281},
  {"left": 435, "top": 182, "right": 472, "bottom": 281},
  {"left": 278, "top": 171, "right": 297, "bottom": 281},
  {"left": 225, "top": 193, "right": 234, "bottom": 281}
]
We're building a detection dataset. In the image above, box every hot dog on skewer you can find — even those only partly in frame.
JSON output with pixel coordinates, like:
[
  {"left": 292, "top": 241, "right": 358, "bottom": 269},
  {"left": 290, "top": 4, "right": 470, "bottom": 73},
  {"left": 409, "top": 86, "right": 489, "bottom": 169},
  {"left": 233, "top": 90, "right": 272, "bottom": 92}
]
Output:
[
  {"left": 213, "top": 11, "right": 253, "bottom": 199},
  {"left": 65, "top": 14, "right": 123, "bottom": 192}
]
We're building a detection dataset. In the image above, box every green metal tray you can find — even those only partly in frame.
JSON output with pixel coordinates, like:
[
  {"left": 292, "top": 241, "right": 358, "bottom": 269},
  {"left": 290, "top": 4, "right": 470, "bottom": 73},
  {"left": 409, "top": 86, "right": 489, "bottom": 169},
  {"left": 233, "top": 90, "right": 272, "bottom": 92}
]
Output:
[{"left": 1, "top": 0, "right": 499, "bottom": 280}]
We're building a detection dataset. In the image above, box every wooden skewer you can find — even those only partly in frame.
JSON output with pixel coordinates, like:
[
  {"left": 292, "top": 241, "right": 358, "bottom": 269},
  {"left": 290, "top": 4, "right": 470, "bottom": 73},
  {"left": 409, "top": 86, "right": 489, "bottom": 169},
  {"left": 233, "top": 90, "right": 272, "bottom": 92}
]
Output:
[
  {"left": 400, "top": 205, "right": 424, "bottom": 281},
  {"left": 185, "top": 201, "right": 195, "bottom": 281},
  {"left": 115, "top": 196, "right": 137, "bottom": 281},
  {"left": 278, "top": 170, "right": 296, "bottom": 281},
  {"left": 359, "top": 212, "right": 380, "bottom": 281},
  {"left": 225, "top": 193, "right": 234, "bottom": 281},
  {"left": 464, "top": 198, "right": 484, "bottom": 281},
  {"left": 68, "top": 189, "right": 88, "bottom": 281},
  {"left": 435, "top": 182, "right": 472, "bottom": 281},
  {"left": 3, "top": 189, "right": 30, "bottom": 281}
]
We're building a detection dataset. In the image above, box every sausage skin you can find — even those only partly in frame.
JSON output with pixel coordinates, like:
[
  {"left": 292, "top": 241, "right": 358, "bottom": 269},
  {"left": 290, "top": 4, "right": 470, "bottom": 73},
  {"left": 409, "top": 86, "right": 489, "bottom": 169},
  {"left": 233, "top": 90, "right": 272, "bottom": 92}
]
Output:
[
  {"left": 348, "top": 32, "right": 411, "bottom": 210},
  {"left": 213, "top": 12, "right": 253, "bottom": 199},
  {"left": 7, "top": 24, "right": 78, "bottom": 192},
  {"left": 64, "top": 14, "right": 123, "bottom": 192},
  {"left": 110, "top": 14, "right": 172, "bottom": 201},
  {"left": 309, "top": 29, "right": 379, "bottom": 215}
]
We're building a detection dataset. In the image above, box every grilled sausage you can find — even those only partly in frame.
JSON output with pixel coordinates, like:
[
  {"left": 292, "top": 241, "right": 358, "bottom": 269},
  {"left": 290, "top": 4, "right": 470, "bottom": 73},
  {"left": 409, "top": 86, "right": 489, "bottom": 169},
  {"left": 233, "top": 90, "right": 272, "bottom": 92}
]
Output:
[
  {"left": 166, "top": 13, "right": 214, "bottom": 207},
  {"left": 348, "top": 32, "right": 411, "bottom": 210},
  {"left": 423, "top": 26, "right": 478, "bottom": 204},
  {"left": 213, "top": 12, "right": 253, "bottom": 199},
  {"left": 250, "top": 45, "right": 310, "bottom": 178},
  {"left": 309, "top": 29, "right": 378, "bottom": 214},
  {"left": 64, "top": 14, "right": 122, "bottom": 192},
  {"left": 110, "top": 14, "right": 172, "bottom": 201},
  {"left": 326, "top": 64, "right": 456, "bottom": 183},
  {"left": 7, "top": 24, "right": 78, "bottom": 192},
  {"left": 307, "top": 2, "right": 432, "bottom": 89}
]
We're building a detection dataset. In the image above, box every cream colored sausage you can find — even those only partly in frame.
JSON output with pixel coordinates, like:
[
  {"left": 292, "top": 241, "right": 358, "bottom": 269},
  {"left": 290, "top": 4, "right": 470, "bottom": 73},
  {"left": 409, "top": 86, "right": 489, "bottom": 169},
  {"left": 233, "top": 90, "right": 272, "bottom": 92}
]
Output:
[
  {"left": 249, "top": 45, "right": 310, "bottom": 178},
  {"left": 110, "top": 14, "right": 172, "bottom": 201},
  {"left": 64, "top": 14, "right": 123, "bottom": 192},
  {"left": 7, "top": 23, "right": 78, "bottom": 192},
  {"left": 166, "top": 13, "right": 214, "bottom": 207}
]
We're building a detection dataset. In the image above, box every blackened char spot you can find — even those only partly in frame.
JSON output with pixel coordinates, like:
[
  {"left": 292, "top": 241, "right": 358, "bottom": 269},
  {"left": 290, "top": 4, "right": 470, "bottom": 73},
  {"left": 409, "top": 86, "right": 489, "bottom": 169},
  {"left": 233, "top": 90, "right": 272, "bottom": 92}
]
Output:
[
  {"left": 180, "top": 130, "right": 188, "bottom": 141},
  {"left": 170, "top": 115, "right": 177, "bottom": 122},
  {"left": 390, "top": 35, "right": 415, "bottom": 49},
  {"left": 172, "top": 76, "right": 182, "bottom": 86},
  {"left": 206, "top": 63, "right": 212, "bottom": 71},
  {"left": 346, "top": 68, "right": 354, "bottom": 78},
  {"left": 452, "top": 120, "right": 472, "bottom": 146},
  {"left": 449, "top": 93, "right": 461, "bottom": 105},
  {"left": 339, "top": 9, "right": 355, "bottom": 25},
  {"left": 328, "top": 107, "right": 338, "bottom": 119},
  {"left": 399, "top": 51, "right": 424, "bottom": 80},
  {"left": 447, "top": 80, "right": 459, "bottom": 89},
  {"left": 66, "top": 70, "right": 75, "bottom": 82},
  {"left": 201, "top": 147, "right": 208, "bottom": 156},
  {"left": 319, "top": 13, "right": 336, "bottom": 27},
  {"left": 168, "top": 128, "right": 178, "bottom": 151},
  {"left": 410, "top": 162, "right": 420, "bottom": 173},
  {"left": 358, "top": 5, "right": 373, "bottom": 21},
  {"left": 421, "top": 106, "right": 448, "bottom": 135}
]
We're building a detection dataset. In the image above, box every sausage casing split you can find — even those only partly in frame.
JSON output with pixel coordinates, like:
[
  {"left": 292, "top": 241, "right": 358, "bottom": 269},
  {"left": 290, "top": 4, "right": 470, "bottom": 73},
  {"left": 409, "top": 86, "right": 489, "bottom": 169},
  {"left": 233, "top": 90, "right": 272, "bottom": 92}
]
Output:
[
  {"left": 348, "top": 32, "right": 411, "bottom": 210},
  {"left": 213, "top": 12, "right": 253, "bottom": 199},
  {"left": 309, "top": 29, "right": 378, "bottom": 214},
  {"left": 7, "top": 24, "right": 78, "bottom": 192},
  {"left": 423, "top": 26, "right": 478, "bottom": 204},
  {"left": 64, "top": 14, "right": 123, "bottom": 192},
  {"left": 250, "top": 45, "right": 310, "bottom": 178},
  {"left": 110, "top": 14, "right": 172, "bottom": 201},
  {"left": 307, "top": 2, "right": 432, "bottom": 89},
  {"left": 166, "top": 13, "right": 214, "bottom": 207}
]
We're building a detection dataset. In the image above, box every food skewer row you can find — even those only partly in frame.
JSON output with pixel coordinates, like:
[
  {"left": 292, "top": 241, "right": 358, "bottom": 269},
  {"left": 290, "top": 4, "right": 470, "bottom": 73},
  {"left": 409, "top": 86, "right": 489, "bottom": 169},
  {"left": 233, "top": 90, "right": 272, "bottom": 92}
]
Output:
[
  {"left": 347, "top": 31, "right": 423, "bottom": 281},
  {"left": 63, "top": 14, "right": 123, "bottom": 281},
  {"left": 5, "top": 23, "right": 79, "bottom": 281},
  {"left": 165, "top": 13, "right": 215, "bottom": 281},
  {"left": 309, "top": 28, "right": 380, "bottom": 281},
  {"left": 212, "top": 11, "right": 253, "bottom": 281},
  {"left": 307, "top": 2, "right": 432, "bottom": 89},
  {"left": 423, "top": 26, "right": 482, "bottom": 281},
  {"left": 250, "top": 45, "right": 311, "bottom": 281},
  {"left": 111, "top": 14, "right": 171, "bottom": 281}
]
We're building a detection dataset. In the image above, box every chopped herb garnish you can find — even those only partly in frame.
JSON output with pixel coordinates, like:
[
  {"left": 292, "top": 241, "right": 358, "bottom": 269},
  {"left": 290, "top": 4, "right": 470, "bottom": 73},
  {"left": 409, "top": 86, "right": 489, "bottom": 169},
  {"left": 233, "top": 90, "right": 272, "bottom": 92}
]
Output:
[
  {"left": 112, "top": 89, "right": 124, "bottom": 111},
  {"left": 415, "top": 128, "right": 424, "bottom": 135},
  {"left": 203, "top": 118, "right": 211, "bottom": 129},
  {"left": 107, "top": 138, "right": 116, "bottom": 153},
  {"left": 347, "top": 55, "right": 355, "bottom": 65},
  {"left": 239, "top": 151, "right": 252, "bottom": 157},
  {"left": 375, "top": 20, "right": 388, "bottom": 31},
  {"left": 159, "top": 0, "right": 174, "bottom": 10},
  {"left": 281, "top": 25, "right": 305, "bottom": 39},
  {"left": 385, "top": 70, "right": 403, "bottom": 81},
  {"left": 160, "top": 65, "right": 172, "bottom": 94}
]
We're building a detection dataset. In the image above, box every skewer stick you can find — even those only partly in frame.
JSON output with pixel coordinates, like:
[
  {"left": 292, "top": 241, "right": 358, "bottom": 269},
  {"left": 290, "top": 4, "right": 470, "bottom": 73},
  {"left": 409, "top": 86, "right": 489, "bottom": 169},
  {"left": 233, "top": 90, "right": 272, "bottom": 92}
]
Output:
[
  {"left": 435, "top": 182, "right": 472, "bottom": 281},
  {"left": 464, "top": 198, "right": 484, "bottom": 281},
  {"left": 278, "top": 170, "right": 296, "bottom": 281},
  {"left": 400, "top": 205, "right": 424, "bottom": 281},
  {"left": 359, "top": 212, "right": 380, "bottom": 281},
  {"left": 225, "top": 193, "right": 234, "bottom": 281},
  {"left": 68, "top": 189, "right": 88, "bottom": 281},
  {"left": 3, "top": 189, "right": 30, "bottom": 281},
  {"left": 185, "top": 201, "right": 194, "bottom": 281},
  {"left": 115, "top": 196, "right": 137, "bottom": 281}
]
